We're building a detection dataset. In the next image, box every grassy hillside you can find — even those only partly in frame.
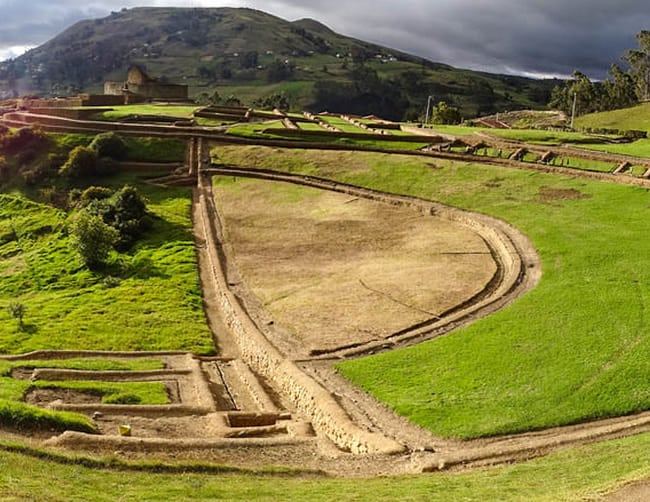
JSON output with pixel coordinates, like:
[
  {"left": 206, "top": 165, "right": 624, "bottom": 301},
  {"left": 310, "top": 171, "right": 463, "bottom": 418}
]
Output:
[
  {"left": 575, "top": 103, "right": 650, "bottom": 131},
  {"left": 0, "top": 169, "right": 213, "bottom": 355},
  {"left": 0, "top": 7, "right": 557, "bottom": 119},
  {"left": 0, "top": 130, "right": 214, "bottom": 434}
]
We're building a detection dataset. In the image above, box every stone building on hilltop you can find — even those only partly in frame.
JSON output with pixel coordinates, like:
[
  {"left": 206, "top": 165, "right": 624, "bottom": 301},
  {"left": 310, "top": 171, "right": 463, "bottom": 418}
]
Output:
[{"left": 104, "top": 66, "right": 188, "bottom": 102}]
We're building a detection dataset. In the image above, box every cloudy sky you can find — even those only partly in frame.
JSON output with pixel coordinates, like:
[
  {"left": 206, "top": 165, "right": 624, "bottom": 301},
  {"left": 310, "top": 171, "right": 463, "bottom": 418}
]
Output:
[{"left": 1, "top": 0, "right": 649, "bottom": 79}]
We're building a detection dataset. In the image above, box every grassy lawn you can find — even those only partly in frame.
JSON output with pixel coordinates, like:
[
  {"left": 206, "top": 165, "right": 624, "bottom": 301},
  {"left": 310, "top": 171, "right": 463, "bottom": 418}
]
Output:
[
  {"left": 213, "top": 145, "right": 650, "bottom": 439},
  {"left": 482, "top": 128, "right": 603, "bottom": 145},
  {"left": 4, "top": 358, "right": 164, "bottom": 372},
  {"left": 223, "top": 123, "right": 429, "bottom": 151},
  {"left": 548, "top": 156, "right": 616, "bottom": 173},
  {"left": 26, "top": 380, "right": 169, "bottom": 406},
  {"left": 0, "top": 175, "right": 213, "bottom": 355},
  {"left": 317, "top": 115, "right": 371, "bottom": 134},
  {"left": 296, "top": 121, "right": 328, "bottom": 132},
  {"left": 0, "top": 431, "right": 649, "bottom": 500},
  {"left": 420, "top": 124, "right": 611, "bottom": 145},
  {"left": 577, "top": 139, "right": 650, "bottom": 158},
  {"left": 226, "top": 121, "right": 284, "bottom": 138},
  {"left": 90, "top": 105, "right": 201, "bottom": 121}
]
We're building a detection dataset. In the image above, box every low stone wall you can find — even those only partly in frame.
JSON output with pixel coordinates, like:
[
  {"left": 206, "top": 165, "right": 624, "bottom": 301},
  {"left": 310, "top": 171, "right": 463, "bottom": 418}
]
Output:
[{"left": 196, "top": 178, "right": 404, "bottom": 455}]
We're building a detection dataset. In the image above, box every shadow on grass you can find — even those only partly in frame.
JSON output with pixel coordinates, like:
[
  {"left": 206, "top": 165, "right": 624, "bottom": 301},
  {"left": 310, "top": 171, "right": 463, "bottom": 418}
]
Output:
[
  {"left": 18, "top": 323, "right": 38, "bottom": 335},
  {"left": 99, "top": 255, "right": 170, "bottom": 281}
]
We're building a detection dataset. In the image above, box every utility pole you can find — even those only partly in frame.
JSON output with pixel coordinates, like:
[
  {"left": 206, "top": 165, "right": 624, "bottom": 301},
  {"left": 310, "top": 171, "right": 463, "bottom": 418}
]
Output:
[
  {"left": 425, "top": 95, "right": 434, "bottom": 125},
  {"left": 570, "top": 92, "right": 577, "bottom": 130}
]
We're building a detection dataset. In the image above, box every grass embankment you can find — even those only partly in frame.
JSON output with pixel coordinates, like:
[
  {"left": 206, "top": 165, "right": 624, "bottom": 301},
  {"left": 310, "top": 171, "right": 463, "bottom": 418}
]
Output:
[
  {"left": 1, "top": 431, "right": 650, "bottom": 500},
  {"left": 52, "top": 134, "right": 185, "bottom": 163},
  {"left": 2, "top": 358, "right": 163, "bottom": 371},
  {"left": 577, "top": 139, "right": 650, "bottom": 158},
  {"left": 224, "top": 121, "right": 429, "bottom": 151},
  {"left": 214, "top": 145, "right": 650, "bottom": 439},
  {"left": 575, "top": 103, "right": 650, "bottom": 132},
  {"left": 0, "top": 175, "right": 212, "bottom": 355},
  {"left": 483, "top": 128, "right": 605, "bottom": 145},
  {"left": 90, "top": 105, "right": 200, "bottom": 122}
]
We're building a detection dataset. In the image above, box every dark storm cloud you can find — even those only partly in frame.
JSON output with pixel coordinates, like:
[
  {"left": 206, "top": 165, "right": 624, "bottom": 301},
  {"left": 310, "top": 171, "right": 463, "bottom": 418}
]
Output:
[{"left": 1, "top": 0, "right": 649, "bottom": 78}]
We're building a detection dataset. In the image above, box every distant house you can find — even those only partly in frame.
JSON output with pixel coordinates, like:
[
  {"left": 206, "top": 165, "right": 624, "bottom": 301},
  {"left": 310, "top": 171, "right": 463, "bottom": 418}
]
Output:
[{"left": 104, "top": 66, "right": 188, "bottom": 102}]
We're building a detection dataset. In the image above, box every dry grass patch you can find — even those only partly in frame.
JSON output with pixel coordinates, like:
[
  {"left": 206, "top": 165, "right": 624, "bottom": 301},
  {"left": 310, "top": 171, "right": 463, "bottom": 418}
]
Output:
[{"left": 213, "top": 177, "right": 496, "bottom": 354}]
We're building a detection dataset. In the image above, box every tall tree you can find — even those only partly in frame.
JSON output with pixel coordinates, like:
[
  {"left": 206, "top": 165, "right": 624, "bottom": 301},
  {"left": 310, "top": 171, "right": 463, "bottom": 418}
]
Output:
[
  {"left": 624, "top": 30, "right": 650, "bottom": 101},
  {"left": 605, "top": 64, "right": 637, "bottom": 109}
]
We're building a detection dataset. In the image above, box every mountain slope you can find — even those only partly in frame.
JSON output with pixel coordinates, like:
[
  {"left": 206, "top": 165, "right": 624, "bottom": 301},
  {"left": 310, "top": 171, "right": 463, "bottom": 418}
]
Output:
[{"left": 0, "top": 7, "right": 558, "bottom": 119}]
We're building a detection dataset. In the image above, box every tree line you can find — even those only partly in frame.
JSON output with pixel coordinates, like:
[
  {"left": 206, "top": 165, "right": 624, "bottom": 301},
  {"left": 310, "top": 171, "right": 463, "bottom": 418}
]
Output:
[{"left": 550, "top": 31, "right": 650, "bottom": 116}]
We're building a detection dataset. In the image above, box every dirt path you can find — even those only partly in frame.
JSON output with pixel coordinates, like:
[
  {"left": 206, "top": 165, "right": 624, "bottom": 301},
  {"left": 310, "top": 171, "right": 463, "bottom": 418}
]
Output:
[{"left": 601, "top": 479, "right": 650, "bottom": 501}]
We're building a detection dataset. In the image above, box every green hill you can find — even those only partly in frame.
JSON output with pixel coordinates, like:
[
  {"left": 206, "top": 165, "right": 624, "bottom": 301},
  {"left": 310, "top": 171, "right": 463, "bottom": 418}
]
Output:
[
  {"left": 0, "top": 7, "right": 558, "bottom": 120},
  {"left": 575, "top": 103, "right": 650, "bottom": 132}
]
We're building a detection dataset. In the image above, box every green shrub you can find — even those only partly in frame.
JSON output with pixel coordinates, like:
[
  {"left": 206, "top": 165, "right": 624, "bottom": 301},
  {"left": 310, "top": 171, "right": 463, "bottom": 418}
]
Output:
[
  {"left": 105, "top": 185, "right": 150, "bottom": 250},
  {"left": 6, "top": 302, "right": 25, "bottom": 327},
  {"left": 89, "top": 132, "right": 127, "bottom": 160},
  {"left": 69, "top": 209, "right": 119, "bottom": 268},
  {"left": 59, "top": 146, "right": 99, "bottom": 178},
  {"left": 80, "top": 186, "right": 113, "bottom": 206},
  {"left": 0, "top": 127, "right": 48, "bottom": 155}
]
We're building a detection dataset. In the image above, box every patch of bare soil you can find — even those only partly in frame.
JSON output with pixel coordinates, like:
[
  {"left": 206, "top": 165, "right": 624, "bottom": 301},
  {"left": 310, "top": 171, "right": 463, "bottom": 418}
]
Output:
[
  {"left": 538, "top": 186, "right": 592, "bottom": 202},
  {"left": 601, "top": 479, "right": 650, "bottom": 501},
  {"left": 25, "top": 388, "right": 102, "bottom": 406},
  {"left": 213, "top": 178, "right": 497, "bottom": 355}
]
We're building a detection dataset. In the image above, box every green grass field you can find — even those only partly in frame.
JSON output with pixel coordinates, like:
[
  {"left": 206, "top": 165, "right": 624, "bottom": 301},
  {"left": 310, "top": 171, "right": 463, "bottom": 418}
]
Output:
[
  {"left": 296, "top": 121, "right": 328, "bottom": 132},
  {"left": 484, "top": 128, "right": 604, "bottom": 145},
  {"left": 548, "top": 156, "right": 616, "bottom": 173},
  {"left": 577, "top": 139, "right": 650, "bottom": 158},
  {"left": 576, "top": 103, "right": 650, "bottom": 132},
  {"left": 213, "top": 145, "right": 650, "bottom": 439},
  {"left": 317, "top": 115, "right": 371, "bottom": 134},
  {"left": 0, "top": 430, "right": 649, "bottom": 501},
  {"left": 0, "top": 175, "right": 212, "bottom": 355},
  {"left": 91, "top": 105, "right": 201, "bottom": 122},
  {"left": 3, "top": 358, "right": 163, "bottom": 372}
]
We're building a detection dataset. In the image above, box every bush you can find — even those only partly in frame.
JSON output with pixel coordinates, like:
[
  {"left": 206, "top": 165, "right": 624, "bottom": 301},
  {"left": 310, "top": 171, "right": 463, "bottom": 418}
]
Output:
[
  {"left": 59, "top": 146, "right": 99, "bottom": 178},
  {"left": 80, "top": 186, "right": 113, "bottom": 207},
  {"left": 82, "top": 185, "right": 150, "bottom": 251},
  {"left": 6, "top": 302, "right": 25, "bottom": 326},
  {"left": 0, "top": 127, "right": 48, "bottom": 155},
  {"left": 106, "top": 185, "right": 150, "bottom": 250},
  {"left": 89, "top": 132, "right": 127, "bottom": 160},
  {"left": 69, "top": 209, "right": 119, "bottom": 268}
]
